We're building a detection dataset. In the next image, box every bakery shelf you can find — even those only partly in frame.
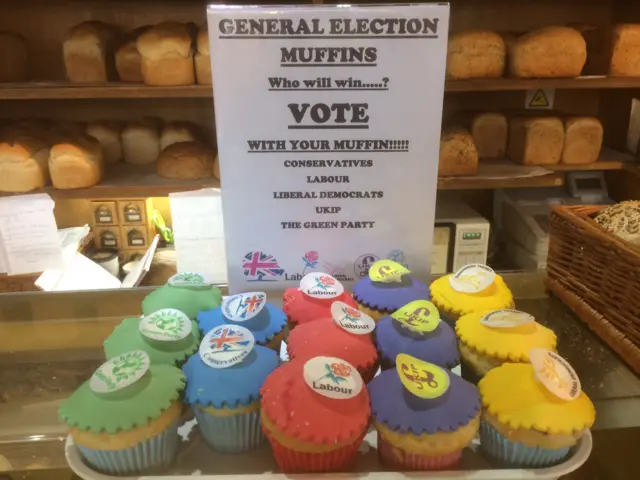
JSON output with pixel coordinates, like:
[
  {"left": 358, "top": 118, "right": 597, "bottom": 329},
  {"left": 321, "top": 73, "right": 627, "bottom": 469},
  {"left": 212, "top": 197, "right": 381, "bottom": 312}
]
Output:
[
  {"left": 446, "top": 76, "right": 640, "bottom": 92},
  {"left": 438, "top": 161, "right": 565, "bottom": 190}
]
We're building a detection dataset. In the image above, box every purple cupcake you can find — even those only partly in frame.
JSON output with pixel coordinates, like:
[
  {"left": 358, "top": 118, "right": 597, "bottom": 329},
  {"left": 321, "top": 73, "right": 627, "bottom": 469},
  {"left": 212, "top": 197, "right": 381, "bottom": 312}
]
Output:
[{"left": 353, "top": 275, "right": 430, "bottom": 321}]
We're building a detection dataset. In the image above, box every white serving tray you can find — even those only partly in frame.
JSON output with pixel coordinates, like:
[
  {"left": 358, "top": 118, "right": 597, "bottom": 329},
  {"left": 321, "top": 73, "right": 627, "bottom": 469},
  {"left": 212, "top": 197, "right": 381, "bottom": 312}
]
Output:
[{"left": 65, "top": 423, "right": 592, "bottom": 480}]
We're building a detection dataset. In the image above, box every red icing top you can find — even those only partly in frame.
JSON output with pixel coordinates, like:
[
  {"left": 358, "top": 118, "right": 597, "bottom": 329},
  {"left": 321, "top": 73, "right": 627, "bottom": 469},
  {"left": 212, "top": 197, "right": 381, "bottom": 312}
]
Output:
[
  {"left": 287, "top": 317, "right": 377, "bottom": 370},
  {"left": 260, "top": 359, "right": 370, "bottom": 444},
  {"left": 282, "top": 288, "right": 357, "bottom": 327}
]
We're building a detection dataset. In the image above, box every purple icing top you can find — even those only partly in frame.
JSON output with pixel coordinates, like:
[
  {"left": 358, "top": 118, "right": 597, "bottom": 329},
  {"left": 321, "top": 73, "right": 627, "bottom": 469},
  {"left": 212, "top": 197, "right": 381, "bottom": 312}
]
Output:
[
  {"left": 375, "top": 316, "right": 459, "bottom": 368},
  {"left": 368, "top": 368, "right": 481, "bottom": 435},
  {"left": 352, "top": 275, "right": 430, "bottom": 312}
]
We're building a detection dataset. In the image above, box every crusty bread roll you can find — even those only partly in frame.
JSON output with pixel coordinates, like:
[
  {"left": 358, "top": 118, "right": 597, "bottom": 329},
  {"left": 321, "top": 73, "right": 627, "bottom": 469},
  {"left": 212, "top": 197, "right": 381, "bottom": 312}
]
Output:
[
  {"left": 471, "top": 113, "right": 508, "bottom": 159},
  {"left": 507, "top": 117, "right": 564, "bottom": 165},
  {"left": 213, "top": 153, "right": 220, "bottom": 179},
  {"left": 160, "top": 121, "right": 202, "bottom": 151},
  {"left": 0, "top": 135, "right": 49, "bottom": 192},
  {"left": 561, "top": 117, "right": 603, "bottom": 165},
  {"left": 447, "top": 31, "right": 505, "bottom": 80},
  {"left": 509, "top": 27, "right": 586, "bottom": 78},
  {"left": 157, "top": 141, "right": 214, "bottom": 179},
  {"left": 439, "top": 127, "right": 478, "bottom": 177},
  {"left": 86, "top": 121, "right": 123, "bottom": 165},
  {"left": 49, "top": 135, "right": 103, "bottom": 189},
  {"left": 0, "top": 32, "right": 29, "bottom": 82},
  {"left": 137, "top": 22, "right": 195, "bottom": 86},
  {"left": 63, "top": 21, "right": 118, "bottom": 83},
  {"left": 195, "top": 24, "right": 211, "bottom": 85},
  {"left": 122, "top": 119, "right": 161, "bottom": 165},
  {"left": 115, "top": 26, "right": 149, "bottom": 83},
  {"left": 610, "top": 24, "right": 640, "bottom": 77}
]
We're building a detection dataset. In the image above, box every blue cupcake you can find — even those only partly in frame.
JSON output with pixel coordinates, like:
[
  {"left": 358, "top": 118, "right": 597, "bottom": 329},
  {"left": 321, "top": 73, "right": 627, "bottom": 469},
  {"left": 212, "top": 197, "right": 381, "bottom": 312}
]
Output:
[
  {"left": 198, "top": 292, "right": 287, "bottom": 351},
  {"left": 183, "top": 325, "right": 280, "bottom": 453}
]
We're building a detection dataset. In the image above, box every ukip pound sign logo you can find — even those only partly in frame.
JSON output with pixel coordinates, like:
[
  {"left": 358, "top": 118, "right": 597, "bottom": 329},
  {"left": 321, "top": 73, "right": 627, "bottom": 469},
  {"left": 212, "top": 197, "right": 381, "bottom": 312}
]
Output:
[{"left": 400, "top": 362, "right": 438, "bottom": 390}]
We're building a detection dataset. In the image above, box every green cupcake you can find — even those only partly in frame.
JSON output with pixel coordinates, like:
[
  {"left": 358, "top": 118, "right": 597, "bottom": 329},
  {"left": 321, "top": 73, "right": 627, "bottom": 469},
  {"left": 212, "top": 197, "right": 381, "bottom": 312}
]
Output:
[{"left": 105, "top": 309, "right": 200, "bottom": 367}]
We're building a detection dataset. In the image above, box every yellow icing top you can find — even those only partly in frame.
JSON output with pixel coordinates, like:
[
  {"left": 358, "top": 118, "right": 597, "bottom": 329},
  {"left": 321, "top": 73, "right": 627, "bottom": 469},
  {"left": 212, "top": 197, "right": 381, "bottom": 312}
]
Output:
[
  {"left": 478, "top": 363, "right": 595, "bottom": 435},
  {"left": 430, "top": 274, "right": 513, "bottom": 316},
  {"left": 455, "top": 310, "right": 557, "bottom": 362}
]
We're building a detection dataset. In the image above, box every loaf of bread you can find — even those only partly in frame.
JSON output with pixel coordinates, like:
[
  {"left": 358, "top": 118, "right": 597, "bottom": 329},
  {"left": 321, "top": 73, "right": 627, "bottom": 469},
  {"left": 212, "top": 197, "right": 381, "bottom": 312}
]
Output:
[
  {"left": 509, "top": 27, "right": 586, "bottom": 78},
  {"left": 195, "top": 24, "right": 211, "bottom": 85},
  {"left": 86, "top": 121, "right": 123, "bottom": 165},
  {"left": 561, "top": 117, "right": 603, "bottom": 164},
  {"left": 471, "top": 113, "right": 508, "bottom": 159},
  {"left": 137, "top": 22, "right": 195, "bottom": 86},
  {"left": 447, "top": 31, "right": 506, "bottom": 80},
  {"left": 160, "top": 121, "right": 202, "bottom": 151},
  {"left": 507, "top": 116, "right": 564, "bottom": 165},
  {"left": 49, "top": 135, "right": 103, "bottom": 189},
  {"left": 157, "top": 141, "right": 214, "bottom": 179},
  {"left": 115, "top": 26, "right": 149, "bottom": 83},
  {"left": 213, "top": 153, "right": 220, "bottom": 179},
  {"left": 0, "top": 135, "right": 49, "bottom": 192},
  {"left": 122, "top": 119, "right": 161, "bottom": 165},
  {"left": 610, "top": 24, "right": 640, "bottom": 77},
  {"left": 439, "top": 127, "right": 478, "bottom": 177},
  {"left": 63, "top": 21, "right": 118, "bottom": 82},
  {"left": 0, "top": 32, "right": 29, "bottom": 82}
]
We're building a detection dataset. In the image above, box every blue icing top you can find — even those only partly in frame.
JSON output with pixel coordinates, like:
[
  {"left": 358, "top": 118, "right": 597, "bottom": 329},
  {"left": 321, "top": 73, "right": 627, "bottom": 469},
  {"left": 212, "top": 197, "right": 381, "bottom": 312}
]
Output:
[
  {"left": 376, "top": 315, "right": 459, "bottom": 369},
  {"left": 182, "top": 345, "right": 280, "bottom": 408},
  {"left": 353, "top": 275, "right": 430, "bottom": 312},
  {"left": 197, "top": 304, "right": 286, "bottom": 345}
]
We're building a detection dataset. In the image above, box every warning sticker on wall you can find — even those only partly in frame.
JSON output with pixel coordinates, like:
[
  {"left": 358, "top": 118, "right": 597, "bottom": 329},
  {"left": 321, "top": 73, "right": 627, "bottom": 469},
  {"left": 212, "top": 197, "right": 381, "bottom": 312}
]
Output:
[{"left": 525, "top": 88, "right": 555, "bottom": 110}]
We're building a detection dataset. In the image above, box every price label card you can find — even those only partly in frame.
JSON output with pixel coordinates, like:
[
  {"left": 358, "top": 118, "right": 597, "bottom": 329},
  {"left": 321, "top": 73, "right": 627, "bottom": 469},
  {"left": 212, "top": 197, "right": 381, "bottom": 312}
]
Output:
[
  {"left": 331, "top": 301, "right": 376, "bottom": 335},
  {"left": 300, "top": 272, "right": 344, "bottom": 299},
  {"left": 480, "top": 309, "right": 535, "bottom": 329},
  {"left": 368, "top": 259, "right": 410, "bottom": 283},
  {"left": 530, "top": 348, "right": 581, "bottom": 401},
  {"left": 391, "top": 300, "right": 440, "bottom": 333},
  {"left": 449, "top": 264, "right": 495, "bottom": 293},
  {"left": 396, "top": 353, "right": 449, "bottom": 399}
]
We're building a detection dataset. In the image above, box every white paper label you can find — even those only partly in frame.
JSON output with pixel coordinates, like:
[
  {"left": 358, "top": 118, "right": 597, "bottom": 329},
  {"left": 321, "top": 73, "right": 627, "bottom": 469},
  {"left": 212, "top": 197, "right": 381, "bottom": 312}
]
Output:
[
  {"left": 200, "top": 325, "right": 255, "bottom": 369},
  {"left": 480, "top": 309, "right": 535, "bottom": 329},
  {"left": 222, "top": 292, "right": 267, "bottom": 321},
  {"left": 530, "top": 348, "right": 581, "bottom": 401},
  {"left": 331, "top": 301, "right": 375, "bottom": 334},
  {"left": 169, "top": 272, "right": 213, "bottom": 287},
  {"left": 139, "top": 308, "right": 192, "bottom": 341},
  {"left": 303, "top": 356, "right": 363, "bottom": 399},
  {"left": 90, "top": 350, "right": 150, "bottom": 393},
  {"left": 449, "top": 264, "right": 495, "bottom": 293},
  {"left": 300, "top": 272, "right": 344, "bottom": 299}
]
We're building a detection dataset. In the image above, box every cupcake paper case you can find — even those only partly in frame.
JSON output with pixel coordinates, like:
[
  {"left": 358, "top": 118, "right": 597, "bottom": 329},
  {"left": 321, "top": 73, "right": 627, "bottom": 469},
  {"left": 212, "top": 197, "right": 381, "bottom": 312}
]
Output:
[
  {"left": 183, "top": 325, "right": 280, "bottom": 453},
  {"left": 198, "top": 292, "right": 287, "bottom": 351},
  {"left": 478, "top": 360, "right": 595, "bottom": 468},
  {"left": 59, "top": 350, "right": 185, "bottom": 475}
]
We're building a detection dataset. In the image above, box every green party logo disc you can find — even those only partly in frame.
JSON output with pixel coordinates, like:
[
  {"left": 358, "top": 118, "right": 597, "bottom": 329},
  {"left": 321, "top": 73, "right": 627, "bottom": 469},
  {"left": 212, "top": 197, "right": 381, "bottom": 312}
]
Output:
[
  {"left": 139, "top": 308, "right": 192, "bottom": 341},
  {"left": 90, "top": 350, "right": 150, "bottom": 393}
]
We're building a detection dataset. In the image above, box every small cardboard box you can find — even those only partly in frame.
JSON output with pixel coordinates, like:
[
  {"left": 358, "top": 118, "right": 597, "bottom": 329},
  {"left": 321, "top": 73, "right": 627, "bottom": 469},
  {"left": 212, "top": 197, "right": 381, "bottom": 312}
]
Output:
[
  {"left": 93, "top": 226, "right": 122, "bottom": 249},
  {"left": 118, "top": 199, "right": 152, "bottom": 225},
  {"left": 121, "top": 226, "right": 150, "bottom": 249},
  {"left": 90, "top": 201, "right": 118, "bottom": 226}
]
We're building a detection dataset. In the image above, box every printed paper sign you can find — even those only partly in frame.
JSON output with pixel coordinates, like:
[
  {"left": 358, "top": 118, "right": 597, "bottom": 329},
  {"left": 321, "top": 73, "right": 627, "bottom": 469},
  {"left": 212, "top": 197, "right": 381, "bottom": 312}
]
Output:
[
  {"left": 449, "top": 264, "right": 495, "bottom": 293},
  {"left": 304, "top": 356, "right": 363, "bottom": 399},
  {"left": 480, "top": 309, "right": 535, "bottom": 329},
  {"left": 396, "top": 353, "right": 449, "bottom": 399},
  {"left": 222, "top": 292, "right": 267, "bottom": 321},
  {"left": 525, "top": 88, "right": 555, "bottom": 110},
  {"left": 200, "top": 325, "right": 255, "bottom": 369},
  {"left": 90, "top": 350, "right": 150, "bottom": 393},
  {"left": 208, "top": 4, "right": 449, "bottom": 292},
  {"left": 529, "top": 348, "right": 581, "bottom": 401},
  {"left": 139, "top": 309, "right": 192, "bottom": 341},
  {"left": 368, "top": 259, "right": 410, "bottom": 283},
  {"left": 331, "top": 301, "right": 376, "bottom": 334},
  {"left": 391, "top": 300, "right": 441, "bottom": 333}
]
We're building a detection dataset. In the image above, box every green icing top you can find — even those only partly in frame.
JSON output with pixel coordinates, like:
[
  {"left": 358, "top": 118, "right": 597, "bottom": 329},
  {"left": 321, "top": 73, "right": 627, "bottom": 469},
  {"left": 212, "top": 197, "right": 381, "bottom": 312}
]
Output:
[
  {"left": 104, "top": 316, "right": 200, "bottom": 366},
  {"left": 59, "top": 363, "right": 185, "bottom": 434},
  {"left": 142, "top": 284, "right": 222, "bottom": 320}
]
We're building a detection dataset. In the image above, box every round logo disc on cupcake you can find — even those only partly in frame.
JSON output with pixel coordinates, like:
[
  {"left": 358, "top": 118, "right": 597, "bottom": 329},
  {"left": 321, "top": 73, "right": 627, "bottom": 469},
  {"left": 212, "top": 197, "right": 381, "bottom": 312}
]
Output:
[
  {"left": 368, "top": 259, "right": 410, "bottom": 283},
  {"left": 331, "top": 301, "right": 375, "bottom": 335},
  {"left": 396, "top": 353, "right": 450, "bottom": 399},
  {"left": 480, "top": 309, "right": 535, "bottom": 329},
  {"left": 169, "top": 272, "right": 213, "bottom": 287},
  {"left": 300, "top": 272, "right": 344, "bottom": 299},
  {"left": 200, "top": 325, "right": 255, "bottom": 369},
  {"left": 449, "top": 264, "right": 495, "bottom": 293},
  {"left": 222, "top": 292, "right": 266, "bottom": 321},
  {"left": 90, "top": 350, "right": 150, "bottom": 393},
  {"left": 303, "top": 356, "right": 363, "bottom": 399},
  {"left": 139, "top": 308, "right": 192, "bottom": 341},
  {"left": 529, "top": 348, "right": 581, "bottom": 401},
  {"left": 391, "top": 300, "right": 441, "bottom": 333}
]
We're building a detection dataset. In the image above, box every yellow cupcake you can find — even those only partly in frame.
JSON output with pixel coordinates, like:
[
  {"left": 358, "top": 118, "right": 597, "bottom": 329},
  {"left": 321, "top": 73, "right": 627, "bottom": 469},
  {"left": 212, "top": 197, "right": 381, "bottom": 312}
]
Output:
[{"left": 456, "top": 309, "right": 557, "bottom": 377}]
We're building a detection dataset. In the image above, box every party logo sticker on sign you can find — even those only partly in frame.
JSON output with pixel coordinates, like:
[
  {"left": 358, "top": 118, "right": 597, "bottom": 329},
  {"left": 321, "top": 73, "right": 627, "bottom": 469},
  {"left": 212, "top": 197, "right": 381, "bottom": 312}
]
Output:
[
  {"left": 368, "top": 259, "right": 410, "bottom": 283},
  {"left": 200, "top": 325, "right": 255, "bottom": 369},
  {"left": 139, "top": 309, "right": 192, "bottom": 341},
  {"left": 304, "top": 356, "right": 363, "bottom": 400},
  {"left": 90, "top": 350, "right": 150, "bottom": 393},
  {"left": 222, "top": 292, "right": 266, "bottom": 322},
  {"left": 530, "top": 348, "right": 581, "bottom": 401},
  {"left": 331, "top": 301, "right": 376, "bottom": 335},
  {"left": 391, "top": 300, "right": 440, "bottom": 333},
  {"left": 300, "top": 272, "right": 344, "bottom": 299},
  {"left": 449, "top": 264, "right": 495, "bottom": 293},
  {"left": 169, "top": 272, "right": 213, "bottom": 287},
  {"left": 396, "top": 353, "right": 449, "bottom": 400},
  {"left": 480, "top": 309, "right": 535, "bottom": 328}
]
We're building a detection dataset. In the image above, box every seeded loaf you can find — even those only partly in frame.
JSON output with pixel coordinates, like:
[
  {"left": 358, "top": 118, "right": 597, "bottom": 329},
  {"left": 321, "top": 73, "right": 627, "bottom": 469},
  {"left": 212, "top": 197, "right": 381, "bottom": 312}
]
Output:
[
  {"left": 447, "top": 30, "right": 506, "bottom": 80},
  {"left": 438, "top": 127, "right": 478, "bottom": 177},
  {"left": 507, "top": 116, "right": 564, "bottom": 165},
  {"left": 157, "top": 141, "right": 214, "bottom": 179},
  {"left": 470, "top": 113, "right": 508, "bottom": 159},
  {"left": 561, "top": 117, "right": 603, "bottom": 165}
]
